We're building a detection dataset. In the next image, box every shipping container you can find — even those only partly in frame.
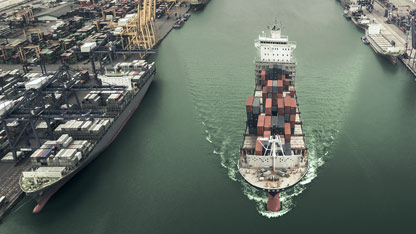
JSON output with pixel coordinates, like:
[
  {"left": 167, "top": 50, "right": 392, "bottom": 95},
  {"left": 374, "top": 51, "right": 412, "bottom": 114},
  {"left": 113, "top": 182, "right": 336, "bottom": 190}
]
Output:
[
  {"left": 265, "top": 98, "right": 272, "bottom": 115},
  {"left": 257, "top": 115, "right": 265, "bottom": 136},
  {"left": 246, "top": 96, "right": 254, "bottom": 113},
  {"left": 264, "top": 116, "right": 271, "bottom": 131},
  {"left": 255, "top": 140, "right": 263, "bottom": 155}
]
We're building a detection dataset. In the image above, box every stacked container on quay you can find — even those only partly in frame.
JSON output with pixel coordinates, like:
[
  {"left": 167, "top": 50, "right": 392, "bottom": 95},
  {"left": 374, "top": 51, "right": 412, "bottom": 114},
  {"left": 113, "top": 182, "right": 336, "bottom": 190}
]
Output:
[
  {"left": 238, "top": 24, "right": 308, "bottom": 212},
  {"left": 14, "top": 60, "right": 155, "bottom": 213}
]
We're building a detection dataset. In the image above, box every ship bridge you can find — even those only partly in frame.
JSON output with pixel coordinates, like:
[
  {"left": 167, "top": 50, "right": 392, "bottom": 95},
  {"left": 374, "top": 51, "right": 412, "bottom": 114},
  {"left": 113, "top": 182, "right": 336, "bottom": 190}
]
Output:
[{"left": 255, "top": 24, "right": 296, "bottom": 63}]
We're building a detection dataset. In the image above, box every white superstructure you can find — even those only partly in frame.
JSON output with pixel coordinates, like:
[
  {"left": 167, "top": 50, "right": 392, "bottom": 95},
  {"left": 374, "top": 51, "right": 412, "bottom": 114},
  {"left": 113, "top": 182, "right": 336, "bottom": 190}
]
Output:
[{"left": 255, "top": 25, "right": 296, "bottom": 63}]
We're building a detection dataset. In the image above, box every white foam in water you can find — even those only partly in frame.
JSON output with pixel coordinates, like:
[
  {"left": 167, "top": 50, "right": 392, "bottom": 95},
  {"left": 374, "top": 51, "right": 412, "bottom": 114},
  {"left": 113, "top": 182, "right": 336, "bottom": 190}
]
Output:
[{"left": 205, "top": 132, "right": 213, "bottom": 143}]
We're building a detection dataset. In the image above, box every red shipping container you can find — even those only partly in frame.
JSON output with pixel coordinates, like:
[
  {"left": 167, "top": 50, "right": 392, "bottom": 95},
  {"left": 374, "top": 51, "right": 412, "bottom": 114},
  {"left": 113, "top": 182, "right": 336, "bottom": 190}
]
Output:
[
  {"left": 284, "top": 97, "right": 291, "bottom": 114},
  {"left": 277, "top": 98, "right": 283, "bottom": 107},
  {"left": 277, "top": 93, "right": 283, "bottom": 98},
  {"left": 284, "top": 122, "right": 291, "bottom": 144},
  {"left": 246, "top": 96, "right": 254, "bottom": 113},
  {"left": 278, "top": 98, "right": 284, "bottom": 115},
  {"left": 264, "top": 116, "right": 272, "bottom": 131},
  {"left": 277, "top": 80, "right": 283, "bottom": 88},
  {"left": 291, "top": 98, "right": 297, "bottom": 114},
  {"left": 261, "top": 70, "right": 266, "bottom": 80},
  {"left": 255, "top": 140, "right": 263, "bottom": 155},
  {"left": 264, "top": 130, "right": 271, "bottom": 138},
  {"left": 290, "top": 114, "right": 296, "bottom": 123},
  {"left": 265, "top": 98, "right": 272, "bottom": 115},
  {"left": 257, "top": 115, "right": 265, "bottom": 136},
  {"left": 266, "top": 80, "right": 272, "bottom": 93}
]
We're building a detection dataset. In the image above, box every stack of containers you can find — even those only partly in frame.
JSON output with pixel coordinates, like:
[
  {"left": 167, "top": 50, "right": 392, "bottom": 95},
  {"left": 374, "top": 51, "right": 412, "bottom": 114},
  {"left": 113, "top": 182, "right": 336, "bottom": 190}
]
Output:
[
  {"left": 68, "top": 140, "right": 89, "bottom": 156},
  {"left": 252, "top": 68, "right": 297, "bottom": 152},
  {"left": 55, "top": 148, "right": 78, "bottom": 167},
  {"left": 255, "top": 139, "right": 263, "bottom": 155},
  {"left": 106, "top": 92, "right": 126, "bottom": 113},
  {"left": 284, "top": 122, "right": 291, "bottom": 144},
  {"left": 30, "top": 148, "right": 53, "bottom": 166},
  {"left": 290, "top": 98, "right": 297, "bottom": 129},
  {"left": 259, "top": 70, "right": 266, "bottom": 86},
  {"left": 261, "top": 78, "right": 281, "bottom": 116},
  {"left": 257, "top": 114, "right": 265, "bottom": 137},
  {"left": 57, "top": 134, "right": 73, "bottom": 148},
  {"left": 264, "top": 116, "right": 271, "bottom": 134},
  {"left": 54, "top": 119, "right": 111, "bottom": 140},
  {"left": 81, "top": 92, "right": 103, "bottom": 109},
  {"left": 246, "top": 96, "right": 260, "bottom": 134},
  {"left": 271, "top": 116, "right": 284, "bottom": 135}
]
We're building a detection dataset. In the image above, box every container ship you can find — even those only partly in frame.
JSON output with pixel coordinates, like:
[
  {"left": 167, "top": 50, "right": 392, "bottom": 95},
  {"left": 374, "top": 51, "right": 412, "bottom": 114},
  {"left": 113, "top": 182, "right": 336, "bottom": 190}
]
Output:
[
  {"left": 365, "top": 24, "right": 402, "bottom": 64},
  {"left": 238, "top": 24, "right": 308, "bottom": 212},
  {"left": 2, "top": 60, "right": 157, "bottom": 213}
]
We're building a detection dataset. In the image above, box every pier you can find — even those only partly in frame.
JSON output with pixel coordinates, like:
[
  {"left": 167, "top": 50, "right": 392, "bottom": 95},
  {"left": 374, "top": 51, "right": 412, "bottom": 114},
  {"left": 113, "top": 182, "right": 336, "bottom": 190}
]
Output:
[{"left": 343, "top": 0, "right": 416, "bottom": 76}]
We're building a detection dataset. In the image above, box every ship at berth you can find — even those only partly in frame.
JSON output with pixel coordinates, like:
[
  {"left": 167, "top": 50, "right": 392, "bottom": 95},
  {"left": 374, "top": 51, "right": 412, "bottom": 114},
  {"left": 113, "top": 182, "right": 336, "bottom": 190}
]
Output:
[
  {"left": 18, "top": 60, "right": 155, "bottom": 213},
  {"left": 238, "top": 24, "right": 308, "bottom": 212}
]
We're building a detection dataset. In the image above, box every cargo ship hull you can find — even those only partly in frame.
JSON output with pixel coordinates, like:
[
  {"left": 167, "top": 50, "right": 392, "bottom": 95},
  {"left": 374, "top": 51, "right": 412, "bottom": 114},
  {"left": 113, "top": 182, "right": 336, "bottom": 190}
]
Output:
[
  {"left": 23, "top": 74, "right": 155, "bottom": 213},
  {"left": 190, "top": 0, "right": 210, "bottom": 11}
]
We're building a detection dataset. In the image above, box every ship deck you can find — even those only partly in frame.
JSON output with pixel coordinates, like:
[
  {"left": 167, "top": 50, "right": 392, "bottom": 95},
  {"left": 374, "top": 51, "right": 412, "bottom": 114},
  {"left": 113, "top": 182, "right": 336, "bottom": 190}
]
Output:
[
  {"left": 367, "top": 33, "right": 398, "bottom": 55},
  {"left": 239, "top": 166, "right": 307, "bottom": 192}
]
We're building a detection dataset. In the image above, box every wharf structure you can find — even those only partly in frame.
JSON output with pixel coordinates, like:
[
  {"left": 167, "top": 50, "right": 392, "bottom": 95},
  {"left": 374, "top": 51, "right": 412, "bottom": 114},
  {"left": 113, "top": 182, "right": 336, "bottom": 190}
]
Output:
[{"left": 341, "top": 0, "right": 416, "bottom": 75}]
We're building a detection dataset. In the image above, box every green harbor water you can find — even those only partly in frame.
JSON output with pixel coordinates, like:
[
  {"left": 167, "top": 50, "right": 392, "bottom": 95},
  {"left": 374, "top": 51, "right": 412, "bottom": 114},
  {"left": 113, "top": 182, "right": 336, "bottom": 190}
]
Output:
[{"left": 1, "top": 0, "right": 416, "bottom": 233}]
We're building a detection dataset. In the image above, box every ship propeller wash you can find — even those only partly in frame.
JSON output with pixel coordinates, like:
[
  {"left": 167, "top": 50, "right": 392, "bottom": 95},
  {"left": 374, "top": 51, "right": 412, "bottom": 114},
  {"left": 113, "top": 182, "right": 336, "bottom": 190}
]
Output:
[{"left": 238, "top": 23, "right": 308, "bottom": 212}]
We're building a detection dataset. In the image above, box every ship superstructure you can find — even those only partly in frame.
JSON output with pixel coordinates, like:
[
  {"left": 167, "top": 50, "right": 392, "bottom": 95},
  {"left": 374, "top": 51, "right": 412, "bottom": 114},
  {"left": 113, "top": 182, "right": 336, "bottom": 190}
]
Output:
[{"left": 238, "top": 24, "right": 308, "bottom": 212}]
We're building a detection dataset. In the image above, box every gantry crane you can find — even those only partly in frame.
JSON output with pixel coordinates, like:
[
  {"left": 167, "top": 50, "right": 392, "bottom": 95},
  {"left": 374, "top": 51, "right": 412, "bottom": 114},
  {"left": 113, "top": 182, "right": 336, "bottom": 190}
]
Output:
[
  {"left": 119, "top": 0, "right": 158, "bottom": 51},
  {"left": 23, "top": 28, "right": 43, "bottom": 42},
  {"left": 18, "top": 9, "right": 34, "bottom": 24}
]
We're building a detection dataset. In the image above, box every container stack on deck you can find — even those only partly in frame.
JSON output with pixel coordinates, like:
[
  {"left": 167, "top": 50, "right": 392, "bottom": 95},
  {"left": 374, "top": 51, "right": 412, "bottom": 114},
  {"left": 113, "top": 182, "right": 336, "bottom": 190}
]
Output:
[{"left": 245, "top": 66, "right": 306, "bottom": 156}]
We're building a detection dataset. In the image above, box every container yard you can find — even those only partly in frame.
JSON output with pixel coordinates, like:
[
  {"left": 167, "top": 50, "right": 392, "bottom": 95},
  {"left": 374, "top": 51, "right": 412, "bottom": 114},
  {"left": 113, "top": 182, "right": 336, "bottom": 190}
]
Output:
[
  {"left": 0, "top": 0, "right": 210, "bottom": 221},
  {"left": 0, "top": 0, "right": 196, "bottom": 71},
  {"left": 341, "top": 0, "right": 416, "bottom": 74}
]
